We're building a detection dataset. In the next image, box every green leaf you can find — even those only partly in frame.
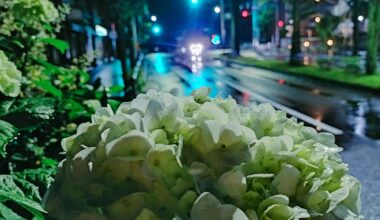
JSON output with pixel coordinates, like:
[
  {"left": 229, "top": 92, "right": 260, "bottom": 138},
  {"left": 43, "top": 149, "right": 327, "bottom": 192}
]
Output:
[
  {"left": 34, "top": 81, "right": 63, "bottom": 98},
  {"left": 30, "top": 57, "right": 62, "bottom": 75},
  {"left": 0, "top": 98, "right": 56, "bottom": 130},
  {"left": 0, "top": 175, "right": 46, "bottom": 219},
  {"left": 0, "top": 203, "right": 25, "bottom": 220},
  {"left": 108, "top": 85, "right": 124, "bottom": 94},
  {"left": 38, "top": 38, "right": 69, "bottom": 54},
  {"left": 14, "top": 167, "right": 56, "bottom": 189},
  {"left": 0, "top": 120, "right": 18, "bottom": 157},
  {"left": 0, "top": 100, "right": 15, "bottom": 117}
]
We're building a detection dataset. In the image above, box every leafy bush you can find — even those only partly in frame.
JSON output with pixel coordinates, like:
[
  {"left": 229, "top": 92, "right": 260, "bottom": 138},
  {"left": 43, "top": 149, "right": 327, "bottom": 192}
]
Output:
[
  {"left": 316, "top": 57, "right": 333, "bottom": 71},
  {"left": 45, "top": 88, "right": 361, "bottom": 220},
  {"left": 0, "top": 0, "right": 123, "bottom": 219},
  {"left": 342, "top": 56, "right": 361, "bottom": 74}
]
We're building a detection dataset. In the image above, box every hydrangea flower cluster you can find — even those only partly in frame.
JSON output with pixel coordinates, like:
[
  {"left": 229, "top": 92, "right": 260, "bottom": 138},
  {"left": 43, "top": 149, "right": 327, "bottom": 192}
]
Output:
[
  {"left": 0, "top": 0, "right": 59, "bottom": 36},
  {"left": 45, "top": 88, "right": 361, "bottom": 220},
  {"left": 0, "top": 51, "right": 22, "bottom": 97}
]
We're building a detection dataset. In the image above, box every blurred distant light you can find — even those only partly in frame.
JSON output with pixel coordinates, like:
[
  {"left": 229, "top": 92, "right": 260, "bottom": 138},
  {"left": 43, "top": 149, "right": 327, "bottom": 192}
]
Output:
[
  {"left": 315, "top": 0, "right": 320, "bottom": 2},
  {"left": 181, "top": 47, "right": 186, "bottom": 54},
  {"left": 315, "top": 16, "right": 321, "bottom": 23},
  {"left": 241, "top": 10, "right": 249, "bottom": 18},
  {"left": 151, "top": 15, "right": 157, "bottom": 22},
  {"left": 191, "top": 0, "right": 199, "bottom": 4},
  {"left": 358, "top": 15, "right": 364, "bottom": 22},
  {"left": 277, "top": 20, "right": 284, "bottom": 28},
  {"left": 278, "top": 79, "right": 286, "bottom": 85},
  {"left": 197, "top": 57, "right": 202, "bottom": 62},
  {"left": 214, "top": 6, "right": 221, "bottom": 14},
  {"left": 95, "top": 25, "right": 108, "bottom": 37},
  {"left": 303, "top": 56, "right": 310, "bottom": 65},
  {"left": 211, "top": 34, "right": 221, "bottom": 45},
  {"left": 289, "top": 19, "right": 294, "bottom": 24},
  {"left": 327, "top": 39, "right": 334, "bottom": 46},
  {"left": 191, "top": 56, "right": 197, "bottom": 61},
  {"left": 189, "top": 43, "right": 204, "bottom": 56},
  {"left": 152, "top": 24, "right": 162, "bottom": 35},
  {"left": 303, "top": 41, "right": 310, "bottom": 48},
  {"left": 287, "top": 44, "right": 292, "bottom": 49}
]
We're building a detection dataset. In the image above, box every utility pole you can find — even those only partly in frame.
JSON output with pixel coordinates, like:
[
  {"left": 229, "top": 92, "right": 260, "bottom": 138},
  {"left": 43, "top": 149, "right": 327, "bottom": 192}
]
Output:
[{"left": 252, "top": 0, "right": 260, "bottom": 47}]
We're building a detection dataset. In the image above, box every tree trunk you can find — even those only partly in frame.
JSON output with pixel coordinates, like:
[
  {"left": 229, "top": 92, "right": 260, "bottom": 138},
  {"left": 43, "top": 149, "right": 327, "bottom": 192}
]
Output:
[
  {"left": 366, "top": 0, "right": 380, "bottom": 74},
  {"left": 129, "top": 16, "right": 139, "bottom": 68},
  {"left": 352, "top": 0, "right": 359, "bottom": 56},
  {"left": 115, "top": 22, "right": 130, "bottom": 86},
  {"left": 289, "top": 0, "right": 302, "bottom": 66},
  {"left": 229, "top": 0, "right": 240, "bottom": 56}
]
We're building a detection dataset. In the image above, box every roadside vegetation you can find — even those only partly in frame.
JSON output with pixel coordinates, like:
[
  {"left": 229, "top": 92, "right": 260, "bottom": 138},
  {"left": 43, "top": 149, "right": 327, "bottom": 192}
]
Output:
[{"left": 226, "top": 56, "right": 380, "bottom": 91}]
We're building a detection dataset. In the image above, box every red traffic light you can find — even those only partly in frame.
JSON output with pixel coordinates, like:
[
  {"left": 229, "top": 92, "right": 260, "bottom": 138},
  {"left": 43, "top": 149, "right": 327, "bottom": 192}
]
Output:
[
  {"left": 241, "top": 10, "right": 249, "bottom": 18},
  {"left": 277, "top": 20, "right": 284, "bottom": 28}
]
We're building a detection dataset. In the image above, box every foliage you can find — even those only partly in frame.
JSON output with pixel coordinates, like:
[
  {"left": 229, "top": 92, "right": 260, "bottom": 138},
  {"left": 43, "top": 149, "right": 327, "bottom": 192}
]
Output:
[
  {"left": 0, "top": 0, "right": 123, "bottom": 219},
  {"left": 342, "top": 56, "right": 361, "bottom": 74},
  {"left": 366, "top": 0, "right": 380, "bottom": 74},
  {"left": 317, "top": 57, "right": 333, "bottom": 71},
  {"left": 45, "top": 88, "right": 361, "bottom": 220},
  {"left": 230, "top": 56, "right": 380, "bottom": 90}
]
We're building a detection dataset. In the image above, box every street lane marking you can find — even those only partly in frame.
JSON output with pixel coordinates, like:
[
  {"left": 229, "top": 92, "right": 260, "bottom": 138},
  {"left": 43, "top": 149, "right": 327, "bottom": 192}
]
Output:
[{"left": 174, "top": 69, "right": 344, "bottom": 136}]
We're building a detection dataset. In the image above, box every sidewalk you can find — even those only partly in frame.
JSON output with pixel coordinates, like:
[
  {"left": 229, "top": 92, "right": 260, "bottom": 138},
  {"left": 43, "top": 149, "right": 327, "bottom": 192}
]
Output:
[{"left": 89, "top": 61, "right": 125, "bottom": 88}]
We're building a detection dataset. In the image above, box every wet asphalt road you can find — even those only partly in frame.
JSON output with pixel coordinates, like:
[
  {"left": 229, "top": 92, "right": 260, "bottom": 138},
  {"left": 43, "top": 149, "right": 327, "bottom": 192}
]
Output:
[{"left": 141, "top": 52, "right": 380, "bottom": 219}]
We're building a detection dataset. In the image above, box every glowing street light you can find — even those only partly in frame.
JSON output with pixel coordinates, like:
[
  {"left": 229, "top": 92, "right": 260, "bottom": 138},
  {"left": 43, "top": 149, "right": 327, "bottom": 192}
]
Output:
[
  {"left": 303, "top": 41, "right": 310, "bottom": 48},
  {"left": 150, "top": 15, "right": 157, "bottom": 22},
  {"left": 315, "top": 16, "right": 321, "bottom": 23},
  {"left": 358, "top": 15, "right": 364, "bottom": 22},
  {"left": 327, "top": 39, "right": 334, "bottom": 46},
  {"left": 214, "top": 6, "right": 221, "bottom": 14}
]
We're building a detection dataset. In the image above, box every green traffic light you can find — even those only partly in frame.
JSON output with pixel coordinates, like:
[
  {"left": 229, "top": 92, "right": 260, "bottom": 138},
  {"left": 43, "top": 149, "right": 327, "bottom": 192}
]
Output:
[{"left": 152, "top": 24, "right": 162, "bottom": 36}]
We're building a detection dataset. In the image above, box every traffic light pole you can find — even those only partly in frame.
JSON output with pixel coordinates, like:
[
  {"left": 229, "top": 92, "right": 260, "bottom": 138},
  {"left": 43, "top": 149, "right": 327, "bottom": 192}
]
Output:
[{"left": 275, "top": 0, "right": 280, "bottom": 48}]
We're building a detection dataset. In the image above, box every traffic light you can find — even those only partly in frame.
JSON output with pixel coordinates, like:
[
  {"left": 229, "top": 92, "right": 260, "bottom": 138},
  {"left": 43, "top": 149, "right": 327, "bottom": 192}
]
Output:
[
  {"left": 277, "top": 20, "right": 284, "bottom": 28},
  {"left": 211, "top": 34, "right": 221, "bottom": 45},
  {"left": 152, "top": 24, "right": 162, "bottom": 36},
  {"left": 241, "top": 9, "right": 249, "bottom": 18}
]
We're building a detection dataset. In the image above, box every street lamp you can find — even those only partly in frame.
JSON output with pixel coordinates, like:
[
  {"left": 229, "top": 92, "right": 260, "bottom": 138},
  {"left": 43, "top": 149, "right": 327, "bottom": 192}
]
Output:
[
  {"left": 358, "top": 15, "right": 364, "bottom": 22},
  {"left": 327, "top": 39, "right": 334, "bottom": 46},
  {"left": 214, "top": 6, "right": 221, "bottom": 14},
  {"left": 315, "top": 16, "right": 321, "bottom": 23},
  {"left": 150, "top": 15, "right": 157, "bottom": 22}
]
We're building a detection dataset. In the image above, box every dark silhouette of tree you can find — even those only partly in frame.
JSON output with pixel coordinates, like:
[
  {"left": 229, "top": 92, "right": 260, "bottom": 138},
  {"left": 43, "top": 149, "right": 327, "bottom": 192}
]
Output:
[
  {"left": 366, "top": 0, "right": 380, "bottom": 74},
  {"left": 95, "top": 0, "right": 148, "bottom": 93}
]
